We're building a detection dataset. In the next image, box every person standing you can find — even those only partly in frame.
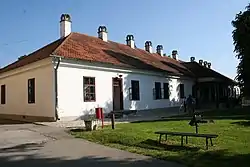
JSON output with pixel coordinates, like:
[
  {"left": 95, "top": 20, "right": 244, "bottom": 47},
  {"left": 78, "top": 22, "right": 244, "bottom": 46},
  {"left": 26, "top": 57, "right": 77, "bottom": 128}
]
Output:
[
  {"left": 186, "top": 95, "right": 194, "bottom": 115},
  {"left": 183, "top": 96, "right": 187, "bottom": 113}
]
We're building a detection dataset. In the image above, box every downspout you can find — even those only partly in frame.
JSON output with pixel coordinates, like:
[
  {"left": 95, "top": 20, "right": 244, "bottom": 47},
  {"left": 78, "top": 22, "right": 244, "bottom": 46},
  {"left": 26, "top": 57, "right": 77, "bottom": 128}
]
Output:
[{"left": 52, "top": 55, "right": 63, "bottom": 121}]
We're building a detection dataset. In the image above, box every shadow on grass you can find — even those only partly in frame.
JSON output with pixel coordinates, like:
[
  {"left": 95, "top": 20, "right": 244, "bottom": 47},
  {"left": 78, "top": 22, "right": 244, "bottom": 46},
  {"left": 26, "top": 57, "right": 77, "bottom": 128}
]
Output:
[
  {"left": 136, "top": 141, "right": 250, "bottom": 167},
  {"left": 168, "top": 149, "right": 250, "bottom": 167},
  {"left": 231, "top": 121, "right": 250, "bottom": 127},
  {"left": 106, "top": 140, "right": 250, "bottom": 167},
  {"left": 138, "top": 139, "right": 200, "bottom": 152}
]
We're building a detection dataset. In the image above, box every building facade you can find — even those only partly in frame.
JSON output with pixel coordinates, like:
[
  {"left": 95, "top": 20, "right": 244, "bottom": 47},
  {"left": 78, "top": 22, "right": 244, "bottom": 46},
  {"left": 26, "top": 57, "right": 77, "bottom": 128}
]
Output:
[{"left": 0, "top": 14, "right": 235, "bottom": 122}]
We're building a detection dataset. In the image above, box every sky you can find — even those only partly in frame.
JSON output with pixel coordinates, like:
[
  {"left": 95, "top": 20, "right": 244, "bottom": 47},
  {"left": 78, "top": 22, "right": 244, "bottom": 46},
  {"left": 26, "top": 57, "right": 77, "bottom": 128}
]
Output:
[{"left": 0, "top": 0, "right": 249, "bottom": 79}]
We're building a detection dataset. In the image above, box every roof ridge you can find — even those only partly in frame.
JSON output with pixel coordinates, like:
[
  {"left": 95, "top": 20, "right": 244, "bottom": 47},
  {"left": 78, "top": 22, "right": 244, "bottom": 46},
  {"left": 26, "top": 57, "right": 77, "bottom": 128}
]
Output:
[
  {"left": 53, "top": 32, "right": 191, "bottom": 75},
  {"left": 0, "top": 37, "right": 67, "bottom": 74},
  {"left": 69, "top": 32, "right": 186, "bottom": 62},
  {"left": 52, "top": 33, "right": 74, "bottom": 55},
  {"left": 183, "top": 61, "right": 235, "bottom": 82}
]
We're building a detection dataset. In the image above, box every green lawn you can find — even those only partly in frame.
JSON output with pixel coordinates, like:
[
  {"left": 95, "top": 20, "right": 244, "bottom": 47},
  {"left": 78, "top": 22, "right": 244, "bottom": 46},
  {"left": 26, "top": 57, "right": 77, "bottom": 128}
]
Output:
[{"left": 71, "top": 118, "right": 250, "bottom": 167}]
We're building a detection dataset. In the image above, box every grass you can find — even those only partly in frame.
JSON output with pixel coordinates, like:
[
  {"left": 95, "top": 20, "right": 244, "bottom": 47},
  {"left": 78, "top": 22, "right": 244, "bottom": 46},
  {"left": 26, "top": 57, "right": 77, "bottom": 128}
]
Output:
[{"left": 71, "top": 117, "right": 250, "bottom": 167}]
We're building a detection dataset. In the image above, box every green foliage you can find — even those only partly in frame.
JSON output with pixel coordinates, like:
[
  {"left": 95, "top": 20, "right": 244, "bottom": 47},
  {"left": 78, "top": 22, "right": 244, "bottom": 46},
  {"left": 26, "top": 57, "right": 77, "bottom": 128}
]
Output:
[{"left": 232, "top": 3, "right": 250, "bottom": 97}]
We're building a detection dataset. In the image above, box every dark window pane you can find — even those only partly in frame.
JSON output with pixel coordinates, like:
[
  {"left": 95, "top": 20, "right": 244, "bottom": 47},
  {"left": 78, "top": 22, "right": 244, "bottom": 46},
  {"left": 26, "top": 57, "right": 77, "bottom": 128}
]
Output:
[
  {"left": 90, "top": 86, "right": 95, "bottom": 93},
  {"left": 90, "top": 93, "right": 95, "bottom": 101},
  {"left": 84, "top": 78, "right": 90, "bottom": 84},
  {"left": 89, "top": 78, "right": 95, "bottom": 85},
  {"left": 28, "top": 78, "right": 35, "bottom": 103},
  {"left": 131, "top": 80, "right": 140, "bottom": 100},
  {"left": 155, "top": 82, "right": 161, "bottom": 99},
  {"left": 1, "top": 85, "right": 6, "bottom": 104},
  {"left": 84, "top": 86, "right": 88, "bottom": 93},
  {"left": 163, "top": 83, "right": 169, "bottom": 99}
]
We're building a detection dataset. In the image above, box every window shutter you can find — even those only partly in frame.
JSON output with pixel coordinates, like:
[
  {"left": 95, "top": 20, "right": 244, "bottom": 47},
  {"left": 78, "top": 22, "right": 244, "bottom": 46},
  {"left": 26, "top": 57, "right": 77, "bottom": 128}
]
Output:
[
  {"left": 153, "top": 88, "right": 156, "bottom": 100},
  {"left": 161, "top": 88, "right": 164, "bottom": 99},
  {"left": 180, "top": 84, "right": 185, "bottom": 98},
  {"left": 168, "top": 86, "right": 170, "bottom": 99},
  {"left": 129, "top": 87, "right": 132, "bottom": 100}
]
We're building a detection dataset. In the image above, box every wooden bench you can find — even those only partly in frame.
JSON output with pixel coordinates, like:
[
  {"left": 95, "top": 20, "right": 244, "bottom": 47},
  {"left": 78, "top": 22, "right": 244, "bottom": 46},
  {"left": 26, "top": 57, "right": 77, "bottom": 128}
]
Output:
[{"left": 155, "top": 131, "right": 218, "bottom": 150}]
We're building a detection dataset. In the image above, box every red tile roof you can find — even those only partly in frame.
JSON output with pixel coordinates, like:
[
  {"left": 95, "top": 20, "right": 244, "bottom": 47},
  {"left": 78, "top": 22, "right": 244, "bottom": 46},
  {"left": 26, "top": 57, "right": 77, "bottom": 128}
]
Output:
[
  {"left": 182, "top": 62, "right": 235, "bottom": 83},
  {"left": 1, "top": 32, "right": 233, "bottom": 83},
  {"left": 0, "top": 32, "right": 233, "bottom": 83},
  {"left": 0, "top": 32, "right": 194, "bottom": 76},
  {"left": 0, "top": 37, "right": 66, "bottom": 74}
]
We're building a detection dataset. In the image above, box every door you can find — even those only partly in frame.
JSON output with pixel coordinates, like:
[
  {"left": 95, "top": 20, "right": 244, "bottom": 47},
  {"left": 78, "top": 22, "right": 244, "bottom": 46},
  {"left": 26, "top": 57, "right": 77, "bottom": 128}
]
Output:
[{"left": 112, "top": 77, "right": 123, "bottom": 111}]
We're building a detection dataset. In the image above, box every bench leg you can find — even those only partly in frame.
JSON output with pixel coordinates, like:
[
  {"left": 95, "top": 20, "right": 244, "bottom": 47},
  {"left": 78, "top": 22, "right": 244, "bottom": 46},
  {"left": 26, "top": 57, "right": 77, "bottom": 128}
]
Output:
[
  {"left": 210, "top": 138, "right": 213, "bottom": 146},
  {"left": 165, "top": 134, "right": 168, "bottom": 141},
  {"left": 181, "top": 136, "right": 184, "bottom": 146},
  {"left": 159, "top": 134, "right": 162, "bottom": 144},
  {"left": 206, "top": 137, "right": 208, "bottom": 150},
  {"left": 185, "top": 136, "right": 188, "bottom": 144}
]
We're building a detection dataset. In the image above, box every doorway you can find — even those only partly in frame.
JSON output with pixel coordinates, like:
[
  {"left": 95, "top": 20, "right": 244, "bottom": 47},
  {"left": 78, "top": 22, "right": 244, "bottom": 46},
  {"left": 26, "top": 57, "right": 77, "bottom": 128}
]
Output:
[{"left": 112, "top": 77, "right": 123, "bottom": 111}]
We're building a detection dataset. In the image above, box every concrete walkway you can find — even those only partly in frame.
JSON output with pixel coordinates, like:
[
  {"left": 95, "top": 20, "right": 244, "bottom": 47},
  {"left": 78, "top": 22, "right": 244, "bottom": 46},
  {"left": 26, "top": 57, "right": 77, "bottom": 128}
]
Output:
[
  {"left": 39, "top": 109, "right": 187, "bottom": 128},
  {"left": 0, "top": 123, "right": 185, "bottom": 167}
]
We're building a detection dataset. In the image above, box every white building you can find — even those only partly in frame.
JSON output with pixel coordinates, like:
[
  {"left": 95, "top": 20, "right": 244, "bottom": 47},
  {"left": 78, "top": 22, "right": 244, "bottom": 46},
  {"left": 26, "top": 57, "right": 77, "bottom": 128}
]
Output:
[{"left": 0, "top": 14, "right": 235, "bottom": 122}]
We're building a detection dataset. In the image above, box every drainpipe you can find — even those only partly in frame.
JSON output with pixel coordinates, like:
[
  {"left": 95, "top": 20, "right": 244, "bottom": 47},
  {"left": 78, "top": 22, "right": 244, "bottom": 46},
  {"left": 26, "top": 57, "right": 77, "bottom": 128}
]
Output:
[{"left": 51, "top": 55, "right": 63, "bottom": 121}]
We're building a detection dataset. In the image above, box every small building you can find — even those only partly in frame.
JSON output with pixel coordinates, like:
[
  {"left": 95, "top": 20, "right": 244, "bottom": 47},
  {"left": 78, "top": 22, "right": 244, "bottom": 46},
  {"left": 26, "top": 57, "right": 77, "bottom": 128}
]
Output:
[
  {"left": 0, "top": 14, "right": 236, "bottom": 122},
  {"left": 183, "top": 59, "right": 238, "bottom": 108}
]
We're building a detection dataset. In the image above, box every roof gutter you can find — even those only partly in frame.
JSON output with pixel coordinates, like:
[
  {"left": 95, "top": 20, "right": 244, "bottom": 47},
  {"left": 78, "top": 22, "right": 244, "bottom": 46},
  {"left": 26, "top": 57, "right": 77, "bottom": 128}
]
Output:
[{"left": 50, "top": 55, "right": 64, "bottom": 121}]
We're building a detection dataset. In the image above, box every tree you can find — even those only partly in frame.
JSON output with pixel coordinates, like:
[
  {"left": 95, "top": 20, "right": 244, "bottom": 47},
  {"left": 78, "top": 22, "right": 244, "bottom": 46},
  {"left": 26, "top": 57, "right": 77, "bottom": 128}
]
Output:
[{"left": 232, "top": 3, "right": 250, "bottom": 97}]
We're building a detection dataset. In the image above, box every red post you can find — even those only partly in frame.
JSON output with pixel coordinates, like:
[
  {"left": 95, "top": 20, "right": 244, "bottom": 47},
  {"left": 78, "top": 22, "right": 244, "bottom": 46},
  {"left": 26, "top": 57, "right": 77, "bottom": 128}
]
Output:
[
  {"left": 95, "top": 108, "right": 101, "bottom": 119},
  {"left": 95, "top": 107, "right": 104, "bottom": 129}
]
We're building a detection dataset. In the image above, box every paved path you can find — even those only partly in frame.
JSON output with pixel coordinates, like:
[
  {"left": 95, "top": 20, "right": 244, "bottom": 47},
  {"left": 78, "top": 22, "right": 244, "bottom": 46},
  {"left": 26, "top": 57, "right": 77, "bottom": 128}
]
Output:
[
  {"left": 0, "top": 123, "right": 185, "bottom": 167},
  {"left": 39, "top": 109, "right": 187, "bottom": 128}
]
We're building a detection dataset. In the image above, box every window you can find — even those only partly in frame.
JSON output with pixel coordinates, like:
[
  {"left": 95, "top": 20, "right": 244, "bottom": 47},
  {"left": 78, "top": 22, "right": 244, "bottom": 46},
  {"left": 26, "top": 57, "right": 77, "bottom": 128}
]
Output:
[
  {"left": 28, "top": 78, "right": 35, "bottom": 103},
  {"left": 179, "top": 83, "right": 185, "bottom": 98},
  {"left": 129, "top": 80, "right": 140, "bottom": 100},
  {"left": 83, "top": 77, "right": 96, "bottom": 102},
  {"left": 154, "top": 82, "right": 162, "bottom": 100},
  {"left": 1, "top": 85, "right": 6, "bottom": 104},
  {"left": 163, "top": 83, "right": 169, "bottom": 99}
]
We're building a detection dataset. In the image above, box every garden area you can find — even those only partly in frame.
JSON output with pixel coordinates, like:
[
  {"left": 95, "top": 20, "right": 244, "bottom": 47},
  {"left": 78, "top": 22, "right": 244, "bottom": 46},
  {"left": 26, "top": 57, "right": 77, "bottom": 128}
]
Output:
[{"left": 70, "top": 108, "right": 250, "bottom": 167}]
